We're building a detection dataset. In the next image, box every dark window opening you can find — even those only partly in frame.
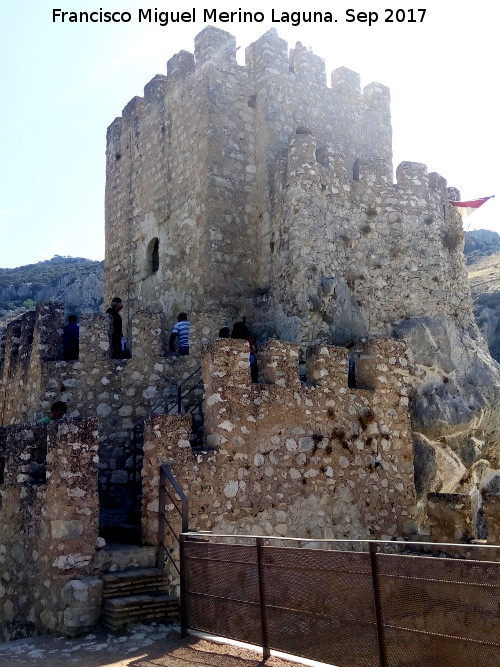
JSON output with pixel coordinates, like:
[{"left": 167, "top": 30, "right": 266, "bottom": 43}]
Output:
[
  {"left": 146, "top": 237, "right": 159, "bottom": 275},
  {"left": 151, "top": 239, "right": 159, "bottom": 273}
]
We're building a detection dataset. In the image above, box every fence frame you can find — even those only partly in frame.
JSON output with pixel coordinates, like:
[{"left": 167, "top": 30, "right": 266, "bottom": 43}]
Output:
[{"left": 178, "top": 533, "right": 500, "bottom": 666}]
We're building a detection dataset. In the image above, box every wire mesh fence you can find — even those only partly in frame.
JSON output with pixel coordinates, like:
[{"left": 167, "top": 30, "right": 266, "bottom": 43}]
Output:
[{"left": 180, "top": 534, "right": 500, "bottom": 667}]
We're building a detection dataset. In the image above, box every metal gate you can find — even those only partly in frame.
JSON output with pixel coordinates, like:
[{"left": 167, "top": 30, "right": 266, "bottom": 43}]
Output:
[{"left": 180, "top": 535, "right": 500, "bottom": 667}]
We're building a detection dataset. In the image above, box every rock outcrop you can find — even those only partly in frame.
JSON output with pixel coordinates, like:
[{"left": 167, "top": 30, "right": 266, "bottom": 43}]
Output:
[
  {"left": 0, "top": 256, "right": 103, "bottom": 324},
  {"left": 467, "top": 248, "right": 500, "bottom": 362},
  {"left": 464, "top": 228, "right": 500, "bottom": 265}
]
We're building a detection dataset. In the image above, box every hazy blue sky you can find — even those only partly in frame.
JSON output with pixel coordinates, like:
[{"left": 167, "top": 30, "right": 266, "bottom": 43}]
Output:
[{"left": 1, "top": 1, "right": 498, "bottom": 268}]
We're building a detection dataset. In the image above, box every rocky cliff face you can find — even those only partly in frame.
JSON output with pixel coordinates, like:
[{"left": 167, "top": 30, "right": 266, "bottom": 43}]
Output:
[
  {"left": 466, "top": 231, "right": 500, "bottom": 362},
  {"left": 394, "top": 229, "right": 500, "bottom": 537},
  {"left": 464, "top": 228, "right": 500, "bottom": 265},
  {"left": 0, "top": 256, "right": 103, "bottom": 323}
]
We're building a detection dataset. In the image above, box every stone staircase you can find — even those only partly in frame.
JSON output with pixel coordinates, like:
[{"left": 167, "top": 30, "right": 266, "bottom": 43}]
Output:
[{"left": 99, "top": 544, "right": 179, "bottom": 630}]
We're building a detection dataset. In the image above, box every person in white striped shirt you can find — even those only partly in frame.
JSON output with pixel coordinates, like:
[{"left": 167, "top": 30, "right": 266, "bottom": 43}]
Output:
[{"left": 169, "top": 312, "right": 190, "bottom": 356}]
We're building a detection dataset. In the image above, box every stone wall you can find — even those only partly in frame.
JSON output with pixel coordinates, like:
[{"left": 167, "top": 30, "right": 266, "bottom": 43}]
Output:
[
  {"left": 104, "top": 27, "right": 468, "bottom": 352},
  {"left": 0, "top": 419, "right": 101, "bottom": 641},
  {"left": 273, "top": 140, "right": 468, "bottom": 346},
  {"left": 0, "top": 303, "right": 198, "bottom": 506},
  {"left": 102, "top": 27, "right": 500, "bottom": 504},
  {"left": 142, "top": 338, "right": 417, "bottom": 553}
]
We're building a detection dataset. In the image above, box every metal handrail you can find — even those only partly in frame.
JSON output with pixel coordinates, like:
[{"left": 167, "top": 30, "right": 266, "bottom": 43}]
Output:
[
  {"left": 134, "top": 365, "right": 202, "bottom": 430},
  {"left": 158, "top": 463, "right": 189, "bottom": 572},
  {"left": 179, "top": 533, "right": 500, "bottom": 550},
  {"left": 131, "top": 366, "right": 202, "bottom": 509}
]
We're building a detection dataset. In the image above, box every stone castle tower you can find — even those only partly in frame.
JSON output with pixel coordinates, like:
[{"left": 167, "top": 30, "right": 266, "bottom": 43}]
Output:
[
  {"left": 2, "top": 26, "right": 500, "bottom": 642},
  {"left": 105, "top": 26, "right": 469, "bottom": 351}
]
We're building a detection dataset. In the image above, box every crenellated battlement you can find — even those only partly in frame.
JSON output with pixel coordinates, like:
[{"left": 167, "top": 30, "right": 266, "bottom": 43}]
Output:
[
  {"left": 107, "top": 26, "right": 392, "bottom": 140},
  {"left": 142, "top": 336, "right": 416, "bottom": 545},
  {"left": 203, "top": 337, "right": 410, "bottom": 394},
  {"left": 0, "top": 302, "right": 171, "bottom": 384},
  {"left": 0, "top": 302, "right": 198, "bottom": 504}
]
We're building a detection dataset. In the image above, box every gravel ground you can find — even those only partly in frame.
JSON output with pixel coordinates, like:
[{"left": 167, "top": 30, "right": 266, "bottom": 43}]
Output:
[{"left": 0, "top": 624, "right": 311, "bottom": 667}]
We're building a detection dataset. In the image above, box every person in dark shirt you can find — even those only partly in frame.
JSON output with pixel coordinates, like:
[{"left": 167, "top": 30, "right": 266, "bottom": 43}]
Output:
[
  {"left": 106, "top": 297, "right": 124, "bottom": 359},
  {"left": 39, "top": 401, "right": 67, "bottom": 424},
  {"left": 63, "top": 314, "right": 79, "bottom": 360}
]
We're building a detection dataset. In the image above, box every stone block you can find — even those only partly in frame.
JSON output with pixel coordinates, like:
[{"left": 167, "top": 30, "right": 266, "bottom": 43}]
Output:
[
  {"left": 427, "top": 493, "right": 474, "bottom": 543},
  {"left": 259, "top": 341, "right": 301, "bottom": 389},
  {"left": 483, "top": 494, "right": 500, "bottom": 544},
  {"left": 167, "top": 51, "right": 194, "bottom": 79},
  {"left": 331, "top": 66, "right": 361, "bottom": 98},
  {"left": 245, "top": 28, "right": 288, "bottom": 77},
  {"left": 61, "top": 577, "right": 103, "bottom": 606},
  {"left": 51, "top": 520, "right": 84, "bottom": 540},
  {"left": 63, "top": 606, "right": 101, "bottom": 634},
  {"left": 306, "top": 345, "right": 348, "bottom": 387},
  {"left": 203, "top": 339, "right": 251, "bottom": 389},
  {"left": 194, "top": 26, "right": 236, "bottom": 66},
  {"left": 353, "top": 157, "right": 392, "bottom": 186}
]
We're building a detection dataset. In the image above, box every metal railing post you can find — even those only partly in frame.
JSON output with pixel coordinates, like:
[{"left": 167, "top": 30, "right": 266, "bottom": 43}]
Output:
[
  {"left": 181, "top": 493, "right": 189, "bottom": 534},
  {"left": 177, "top": 385, "right": 182, "bottom": 414},
  {"left": 157, "top": 468, "right": 167, "bottom": 569},
  {"left": 180, "top": 533, "right": 188, "bottom": 638},
  {"left": 369, "top": 541, "right": 388, "bottom": 667},
  {"left": 256, "top": 537, "right": 270, "bottom": 661},
  {"left": 131, "top": 425, "right": 139, "bottom": 509}
]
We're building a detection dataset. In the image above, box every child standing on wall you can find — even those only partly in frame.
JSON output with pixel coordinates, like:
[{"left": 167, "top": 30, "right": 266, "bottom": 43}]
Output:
[
  {"left": 170, "top": 313, "right": 190, "bottom": 356},
  {"left": 231, "top": 320, "right": 258, "bottom": 382}
]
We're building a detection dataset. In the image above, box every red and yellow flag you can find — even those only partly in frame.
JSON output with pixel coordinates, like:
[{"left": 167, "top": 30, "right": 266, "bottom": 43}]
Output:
[{"left": 449, "top": 195, "right": 495, "bottom": 217}]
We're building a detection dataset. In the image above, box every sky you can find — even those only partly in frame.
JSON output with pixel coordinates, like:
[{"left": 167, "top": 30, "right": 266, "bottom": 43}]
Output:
[{"left": 0, "top": 1, "right": 498, "bottom": 268}]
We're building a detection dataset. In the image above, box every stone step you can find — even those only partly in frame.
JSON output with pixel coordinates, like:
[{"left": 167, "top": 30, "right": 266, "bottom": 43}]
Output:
[
  {"left": 99, "top": 524, "right": 141, "bottom": 546},
  {"left": 102, "top": 567, "right": 169, "bottom": 598},
  {"left": 95, "top": 543, "right": 157, "bottom": 572},
  {"left": 102, "top": 593, "right": 179, "bottom": 630}
]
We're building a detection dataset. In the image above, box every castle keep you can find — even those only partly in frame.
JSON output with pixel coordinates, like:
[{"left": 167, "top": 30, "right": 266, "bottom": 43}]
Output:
[
  {"left": 2, "top": 26, "right": 500, "bottom": 641},
  {"left": 104, "top": 26, "right": 468, "bottom": 349}
]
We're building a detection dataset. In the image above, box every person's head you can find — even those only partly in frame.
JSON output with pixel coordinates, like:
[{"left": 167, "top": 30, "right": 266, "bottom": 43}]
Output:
[
  {"left": 178, "top": 312, "right": 188, "bottom": 322},
  {"left": 50, "top": 401, "right": 67, "bottom": 420},
  {"left": 68, "top": 315, "right": 78, "bottom": 324},
  {"left": 111, "top": 297, "right": 123, "bottom": 311},
  {"left": 219, "top": 327, "right": 230, "bottom": 338}
]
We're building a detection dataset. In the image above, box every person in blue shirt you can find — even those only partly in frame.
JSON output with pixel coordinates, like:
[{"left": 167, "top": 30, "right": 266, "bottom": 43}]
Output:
[{"left": 169, "top": 313, "right": 190, "bottom": 356}]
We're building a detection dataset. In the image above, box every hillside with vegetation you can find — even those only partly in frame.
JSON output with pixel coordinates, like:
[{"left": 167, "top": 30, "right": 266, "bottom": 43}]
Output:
[
  {"left": 465, "top": 230, "right": 500, "bottom": 361},
  {"left": 0, "top": 255, "right": 103, "bottom": 322}
]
